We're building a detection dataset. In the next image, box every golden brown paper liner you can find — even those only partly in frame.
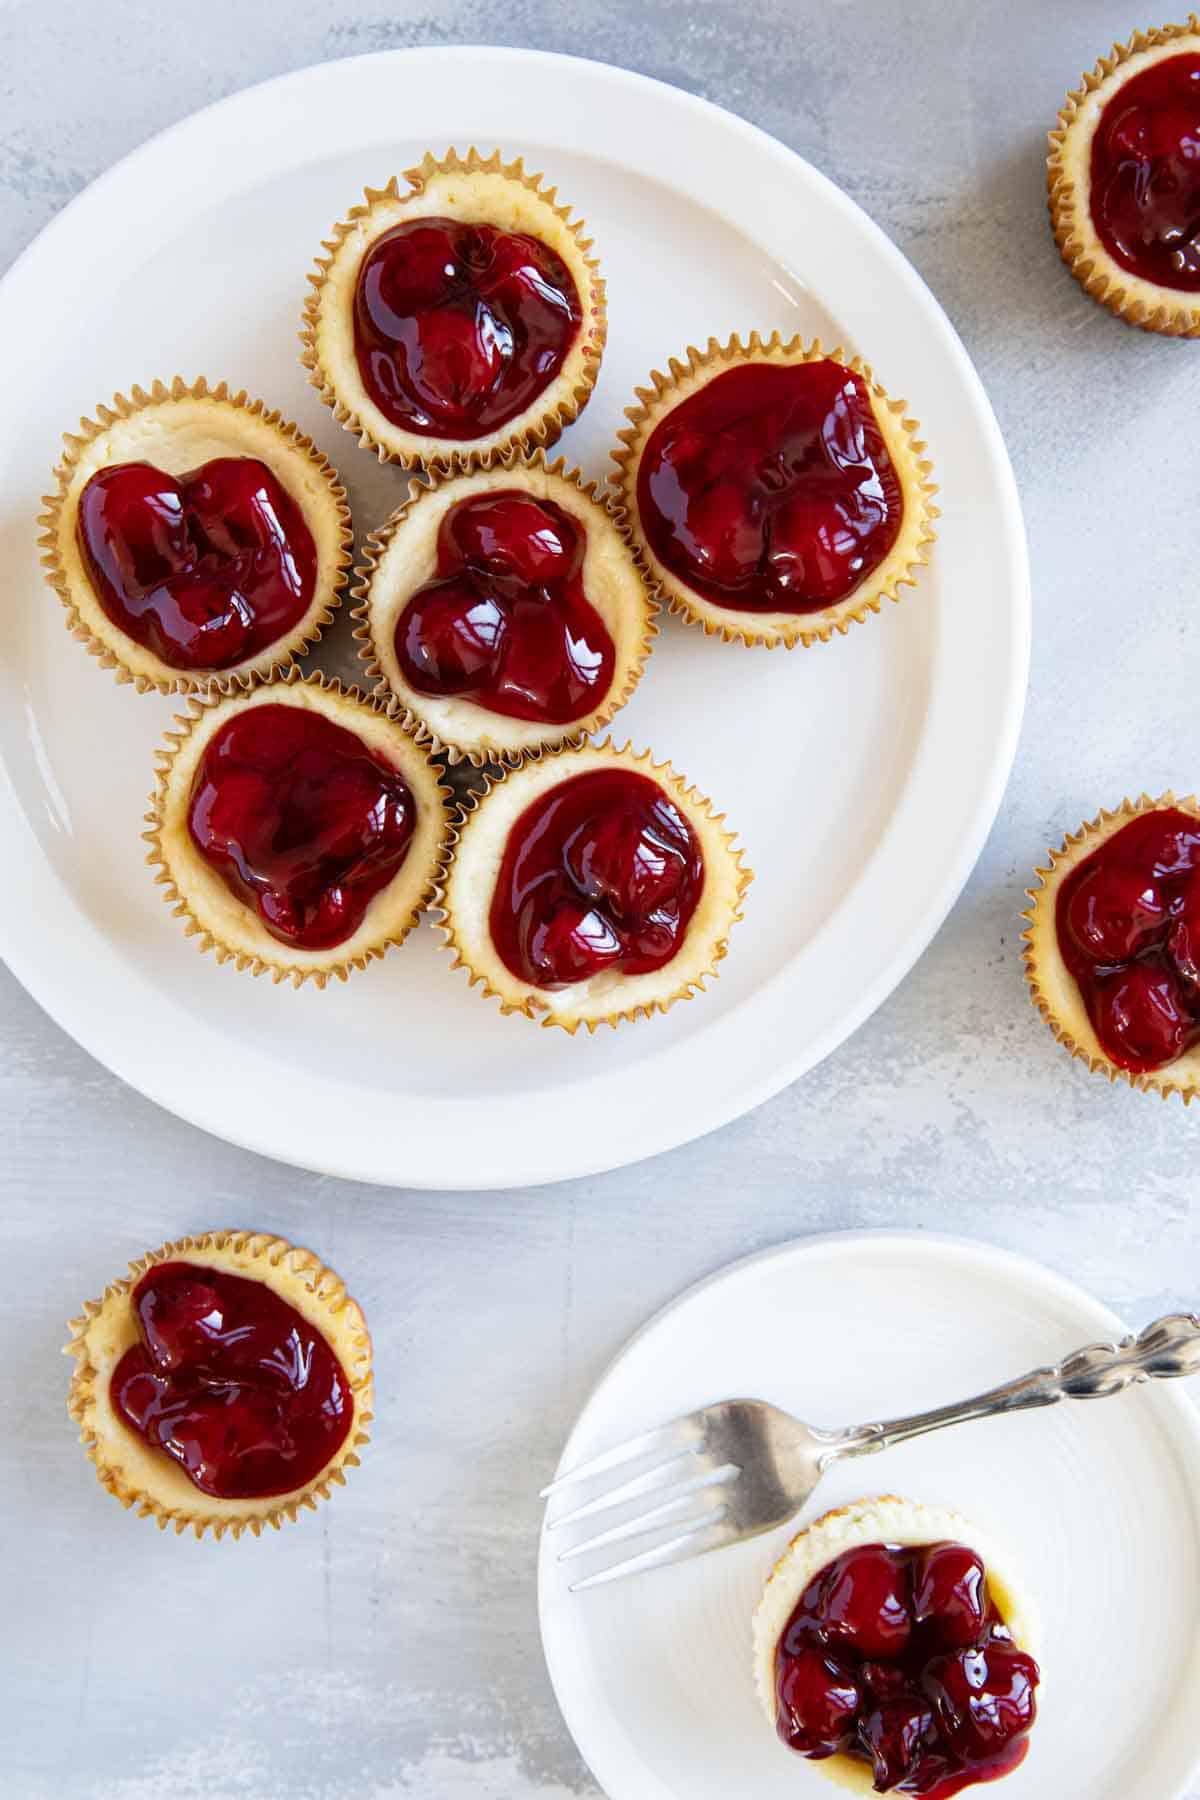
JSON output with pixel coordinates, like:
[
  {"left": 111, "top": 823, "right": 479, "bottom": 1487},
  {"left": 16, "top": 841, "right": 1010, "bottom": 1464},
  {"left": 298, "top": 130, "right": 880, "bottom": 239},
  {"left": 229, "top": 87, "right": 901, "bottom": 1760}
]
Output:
[
  {"left": 1048, "top": 20, "right": 1200, "bottom": 336},
  {"left": 300, "top": 148, "right": 607, "bottom": 471},
  {"left": 1022, "top": 791, "right": 1200, "bottom": 1102},
  {"left": 144, "top": 668, "right": 454, "bottom": 987},
  {"left": 751, "top": 1496, "right": 1037, "bottom": 1791},
  {"left": 37, "top": 376, "right": 353, "bottom": 694},
  {"left": 65, "top": 1230, "right": 372, "bottom": 1539},
  {"left": 351, "top": 448, "right": 658, "bottom": 767},
  {"left": 612, "top": 332, "right": 938, "bottom": 650},
  {"left": 435, "top": 738, "right": 752, "bottom": 1032}
]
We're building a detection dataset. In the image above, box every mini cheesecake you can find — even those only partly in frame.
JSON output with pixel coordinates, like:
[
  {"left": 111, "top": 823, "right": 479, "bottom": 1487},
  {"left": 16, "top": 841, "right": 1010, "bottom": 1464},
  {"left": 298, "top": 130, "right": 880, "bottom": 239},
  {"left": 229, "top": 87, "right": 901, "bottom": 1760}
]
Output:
[
  {"left": 355, "top": 454, "right": 655, "bottom": 764},
  {"left": 1024, "top": 792, "right": 1200, "bottom": 1100},
  {"left": 302, "top": 148, "right": 606, "bottom": 468},
  {"left": 614, "top": 333, "right": 937, "bottom": 650},
  {"left": 145, "top": 672, "right": 452, "bottom": 986},
  {"left": 1048, "top": 21, "right": 1200, "bottom": 335},
  {"left": 66, "top": 1231, "right": 372, "bottom": 1538},
  {"left": 438, "top": 740, "right": 751, "bottom": 1031},
  {"left": 39, "top": 377, "right": 351, "bottom": 692},
  {"left": 753, "top": 1497, "right": 1040, "bottom": 1796}
]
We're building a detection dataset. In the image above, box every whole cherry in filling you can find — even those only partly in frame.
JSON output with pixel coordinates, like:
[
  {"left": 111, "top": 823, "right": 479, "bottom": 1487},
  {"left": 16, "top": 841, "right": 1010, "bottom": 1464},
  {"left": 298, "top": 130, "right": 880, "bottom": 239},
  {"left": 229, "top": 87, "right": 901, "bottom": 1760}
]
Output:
[
  {"left": 76, "top": 457, "right": 317, "bottom": 671},
  {"left": 637, "top": 360, "right": 904, "bottom": 615},
  {"left": 1055, "top": 806, "right": 1200, "bottom": 1072},
  {"left": 187, "top": 703, "right": 416, "bottom": 952},
  {"left": 775, "top": 1542, "right": 1039, "bottom": 1797},
  {"left": 396, "top": 489, "right": 615, "bottom": 724},
  {"left": 490, "top": 768, "right": 705, "bottom": 988},
  {"left": 353, "top": 216, "right": 582, "bottom": 440},
  {"left": 110, "top": 1261, "right": 353, "bottom": 1499},
  {"left": 1089, "top": 54, "right": 1200, "bottom": 291}
]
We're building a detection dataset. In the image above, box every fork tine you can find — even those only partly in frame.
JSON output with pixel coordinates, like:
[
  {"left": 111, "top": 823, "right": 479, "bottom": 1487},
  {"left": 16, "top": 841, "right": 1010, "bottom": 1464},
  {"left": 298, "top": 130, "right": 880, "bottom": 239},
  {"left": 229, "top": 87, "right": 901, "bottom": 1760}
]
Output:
[
  {"left": 567, "top": 1510, "right": 735, "bottom": 1592},
  {"left": 540, "top": 1416, "right": 700, "bottom": 1500},
  {"left": 557, "top": 1478, "right": 735, "bottom": 1563},
  {"left": 546, "top": 1450, "right": 710, "bottom": 1531}
]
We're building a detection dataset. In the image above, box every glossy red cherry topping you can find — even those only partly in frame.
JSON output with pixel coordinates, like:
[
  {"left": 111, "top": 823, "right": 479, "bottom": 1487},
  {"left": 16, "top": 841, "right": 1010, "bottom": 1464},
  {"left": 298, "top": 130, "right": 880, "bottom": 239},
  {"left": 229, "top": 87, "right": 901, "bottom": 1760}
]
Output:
[
  {"left": 489, "top": 768, "right": 705, "bottom": 988},
  {"left": 353, "top": 217, "right": 582, "bottom": 440},
  {"left": 110, "top": 1260, "right": 353, "bottom": 1499},
  {"left": 776, "top": 1542, "right": 1039, "bottom": 1796},
  {"left": 77, "top": 457, "right": 318, "bottom": 671},
  {"left": 187, "top": 702, "right": 417, "bottom": 951},
  {"left": 1055, "top": 806, "right": 1200, "bottom": 1072},
  {"left": 396, "top": 489, "right": 615, "bottom": 724},
  {"left": 1090, "top": 53, "right": 1200, "bottom": 291},
  {"left": 636, "top": 360, "right": 903, "bottom": 615}
]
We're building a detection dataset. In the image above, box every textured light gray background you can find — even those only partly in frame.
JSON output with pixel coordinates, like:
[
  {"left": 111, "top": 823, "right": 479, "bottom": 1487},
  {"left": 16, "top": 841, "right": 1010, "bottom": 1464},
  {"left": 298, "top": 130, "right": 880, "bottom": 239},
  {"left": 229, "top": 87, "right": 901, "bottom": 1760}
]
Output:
[{"left": 3, "top": 2, "right": 1199, "bottom": 1795}]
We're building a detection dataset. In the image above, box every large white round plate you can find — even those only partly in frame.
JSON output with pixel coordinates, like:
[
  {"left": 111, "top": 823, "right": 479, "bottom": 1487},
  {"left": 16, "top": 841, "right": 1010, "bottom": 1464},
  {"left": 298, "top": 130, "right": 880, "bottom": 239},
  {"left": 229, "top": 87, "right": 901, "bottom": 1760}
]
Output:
[
  {"left": 0, "top": 50, "right": 1028, "bottom": 1189},
  {"left": 539, "top": 1231, "right": 1200, "bottom": 1799}
]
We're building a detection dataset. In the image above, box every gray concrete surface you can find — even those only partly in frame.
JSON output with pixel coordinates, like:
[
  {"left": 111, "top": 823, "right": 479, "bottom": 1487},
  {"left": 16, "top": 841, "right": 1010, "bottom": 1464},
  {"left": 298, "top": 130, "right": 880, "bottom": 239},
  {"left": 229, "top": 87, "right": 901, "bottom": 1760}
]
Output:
[{"left": 2, "top": 2, "right": 1199, "bottom": 1795}]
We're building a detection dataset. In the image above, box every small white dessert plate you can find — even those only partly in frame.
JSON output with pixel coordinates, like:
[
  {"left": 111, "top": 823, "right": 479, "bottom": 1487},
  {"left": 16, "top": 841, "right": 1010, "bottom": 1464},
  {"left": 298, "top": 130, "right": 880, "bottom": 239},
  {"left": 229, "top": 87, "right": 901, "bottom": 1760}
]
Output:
[
  {"left": 0, "top": 48, "right": 1028, "bottom": 1188},
  {"left": 539, "top": 1231, "right": 1200, "bottom": 1799}
]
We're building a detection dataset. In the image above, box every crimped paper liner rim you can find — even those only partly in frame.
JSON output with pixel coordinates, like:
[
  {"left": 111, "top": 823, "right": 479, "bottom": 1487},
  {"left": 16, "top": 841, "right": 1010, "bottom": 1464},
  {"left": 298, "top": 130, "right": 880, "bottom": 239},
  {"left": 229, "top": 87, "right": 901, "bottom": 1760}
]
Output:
[
  {"left": 611, "top": 332, "right": 939, "bottom": 650},
  {"left": 300, "top": 147, "right": 608, "bottom": 471},
  {"left": 434, "top": 737, "right": 753, "bottom": 1032},
  {"left": 1047, "top": 20, "right": 1200, "bottom": 336},
  {"left": 750, "top": 1495, "right": 1037, "bottom": 1790},
  {"left": 37, "top": 376, "right": 354, "bottom": 694},
  {"left": 1022, "top": 790, "right": 1200, "bottom": 1102},
  {"left": 351, "top": 447, "right": 658, "bottom": 766},
  {"left": 144, "top": 668, "right": 455, "bottom": 987},
  {"left": 64, "top": 1230, "right": 373, "bottom": 1539}
]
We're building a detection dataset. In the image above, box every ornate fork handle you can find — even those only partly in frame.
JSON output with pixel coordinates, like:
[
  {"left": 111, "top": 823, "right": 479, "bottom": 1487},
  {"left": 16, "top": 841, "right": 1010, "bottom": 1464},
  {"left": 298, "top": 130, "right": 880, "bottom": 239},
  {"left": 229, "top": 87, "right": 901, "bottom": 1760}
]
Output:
[{"left": 830, "top": 1312, "right": 1200, "bottom": 1464}]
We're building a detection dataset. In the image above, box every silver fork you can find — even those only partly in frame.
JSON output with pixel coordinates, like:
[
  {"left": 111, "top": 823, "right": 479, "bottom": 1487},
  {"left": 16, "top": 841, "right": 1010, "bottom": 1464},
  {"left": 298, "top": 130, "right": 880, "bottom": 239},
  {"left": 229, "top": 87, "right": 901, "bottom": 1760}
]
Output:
[{"left": 543, "top": 1311, "right": 1200, "bottom": 1590}]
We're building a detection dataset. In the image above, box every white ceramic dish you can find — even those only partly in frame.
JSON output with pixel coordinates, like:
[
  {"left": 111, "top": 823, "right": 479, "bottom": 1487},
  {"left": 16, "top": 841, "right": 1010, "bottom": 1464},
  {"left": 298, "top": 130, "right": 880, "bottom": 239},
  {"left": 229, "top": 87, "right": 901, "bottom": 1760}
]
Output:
[
  {"left": 539, "top": 1230, "right": 1200, "bottom": 1799},
  {"left": 0, "top": 49, "right": 1028, "bottom": 1189}
]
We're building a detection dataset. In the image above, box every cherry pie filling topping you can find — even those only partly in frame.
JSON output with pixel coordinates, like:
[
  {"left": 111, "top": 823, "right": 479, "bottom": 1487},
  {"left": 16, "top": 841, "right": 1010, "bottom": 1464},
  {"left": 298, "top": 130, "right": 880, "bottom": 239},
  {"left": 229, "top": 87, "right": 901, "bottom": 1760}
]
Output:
[
  {"left": 775, "top": 1542, "right": 1039, "bottom": 1797},
  {"left": 1089, "top": 53, "right": 1200, "bottom": 291},
  {"left": 353, "top": 216, "right": 583, "bottom": 440},
  {"left": 489, "top": 768, "right": 705, "bottom": 989},
  {"left": 1054, "top": 806, "right": 1200, "bottom": 1072},
  {"left": 636, "top": 361, "right": 904, "bottom": 615},
  {"left": 76, "top": 457, "right": 318, "bottom": 671},
  {"left": 186, "top": 703, "right": 417, "bottom": 952},
  {"left": 110, "top": 1260, "right": 354, "bottom": 1500},
  {"left": 395, "top": 489, "right": 615, "bottom": 725}
]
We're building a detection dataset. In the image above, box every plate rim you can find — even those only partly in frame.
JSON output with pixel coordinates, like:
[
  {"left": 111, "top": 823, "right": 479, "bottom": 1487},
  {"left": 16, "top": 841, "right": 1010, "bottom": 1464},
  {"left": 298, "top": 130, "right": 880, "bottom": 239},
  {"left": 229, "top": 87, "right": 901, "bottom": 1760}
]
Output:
[
  {"left": 0, "top": 46, "right": 1031, "bottom": 1189},
  {"left": 537, "top": 1227, "right": 1200, "bottom": 1800}
]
